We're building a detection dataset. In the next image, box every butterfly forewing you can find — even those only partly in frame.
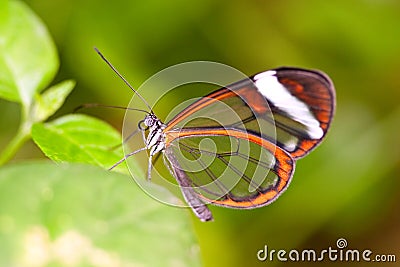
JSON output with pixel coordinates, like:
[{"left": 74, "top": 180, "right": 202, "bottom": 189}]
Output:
[{"left": 165, "top": 68, "right": 335, "bottom": 161}]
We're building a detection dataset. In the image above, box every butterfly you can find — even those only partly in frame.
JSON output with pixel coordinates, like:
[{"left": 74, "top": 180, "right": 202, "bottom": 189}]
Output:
[{"left": 96, "top": 49, "right": 336, "bottom": 222}]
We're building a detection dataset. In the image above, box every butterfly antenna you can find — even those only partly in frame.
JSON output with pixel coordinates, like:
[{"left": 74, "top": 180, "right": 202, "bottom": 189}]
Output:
[
  {"left": 94, "top": 47, "right": 153, "bottom": 112},
  {"left": 73, "top": 103, "right": 150, "bottom": 114}
]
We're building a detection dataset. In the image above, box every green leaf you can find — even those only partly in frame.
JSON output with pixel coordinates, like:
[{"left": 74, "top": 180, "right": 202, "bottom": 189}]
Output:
[
  {"left": 33, "top": 80, "right": 76, "bottom": 122},
  {"left": 0, "top": 161, "right": 201, "bottom": 267},
  {"left": 31, "top": 114, "right": 125, "bottom": 172},
  {"left": 0, "top": 0, "right": 58, "bottom": 106}
]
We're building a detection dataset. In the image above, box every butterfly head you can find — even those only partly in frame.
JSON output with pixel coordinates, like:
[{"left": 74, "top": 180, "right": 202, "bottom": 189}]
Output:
[{"left": 143, "top": 113, "right": 160, "bottom": 127}]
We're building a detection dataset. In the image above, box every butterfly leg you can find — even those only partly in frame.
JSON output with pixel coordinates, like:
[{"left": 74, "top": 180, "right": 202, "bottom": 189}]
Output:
[
  {"left": 140, "top": 127, "right": 147, "bottom": 144},
  {"left": 147, "top": 153, "right": 153, "bottom": 181},
  {"left": 109, "top": 147, "right": 147, "bottom": 170}
]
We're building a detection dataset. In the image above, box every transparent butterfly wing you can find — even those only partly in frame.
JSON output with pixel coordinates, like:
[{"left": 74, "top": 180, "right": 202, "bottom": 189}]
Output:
[
  {"left": 127, "top": 67, "right": 335, "bottom": 220},
  {"left": 253, "top": 67, "right": 335, "bottom": 158},
  {"left": 165, "top": 67, "right": 335, "bottom": 159},
  {"left": 164, "top": 128, "right": 294, "bottom": 209}
]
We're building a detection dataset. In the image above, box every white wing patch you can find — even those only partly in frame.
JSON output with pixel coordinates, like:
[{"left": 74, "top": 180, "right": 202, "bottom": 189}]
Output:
[{"left": 254, "top": 71, "right": 323, "bottom": 139}]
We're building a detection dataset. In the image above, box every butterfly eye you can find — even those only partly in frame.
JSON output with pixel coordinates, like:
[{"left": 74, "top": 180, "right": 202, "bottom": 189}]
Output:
[{"left": 138, "top": 119, "right": 148, "bottom": 130}]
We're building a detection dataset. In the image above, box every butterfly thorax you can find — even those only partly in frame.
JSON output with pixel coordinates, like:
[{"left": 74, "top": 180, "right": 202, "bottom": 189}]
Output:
[{"left": 144, "top": 113, "right": 166, "bottom": 156}]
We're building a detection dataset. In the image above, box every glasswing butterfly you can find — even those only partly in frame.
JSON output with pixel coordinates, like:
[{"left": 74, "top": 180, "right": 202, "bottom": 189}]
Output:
[{"left": 96, "top": 49, "right": 336, "bottom": 222}]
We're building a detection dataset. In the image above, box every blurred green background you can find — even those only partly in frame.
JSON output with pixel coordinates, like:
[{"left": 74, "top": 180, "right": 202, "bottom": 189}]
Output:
[{"left": 1, "top": 0, "right": 399, "bottom": 266}]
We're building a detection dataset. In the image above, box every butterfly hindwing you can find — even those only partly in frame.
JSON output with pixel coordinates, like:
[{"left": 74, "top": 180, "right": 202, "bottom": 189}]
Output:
[{"left": 164, "top": 128, "right": 294, "bottom": 210}]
